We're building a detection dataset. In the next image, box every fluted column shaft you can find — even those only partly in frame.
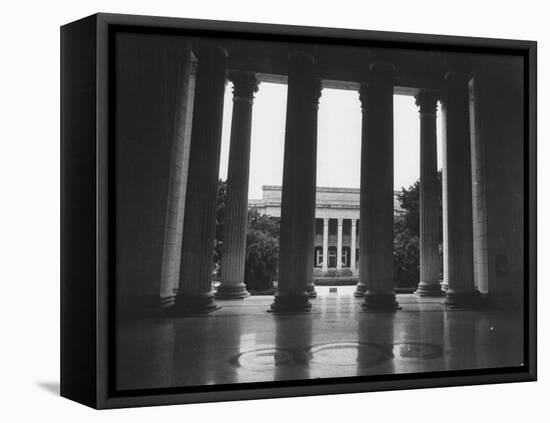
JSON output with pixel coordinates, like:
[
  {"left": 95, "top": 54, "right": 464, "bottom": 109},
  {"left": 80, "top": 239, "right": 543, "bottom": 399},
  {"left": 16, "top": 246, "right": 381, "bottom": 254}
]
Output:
[
  {"left": 271, "top": 52, "right": 321, "bottom": 312},
  {"left": 358, "top": 61, "right": 400, "bottom": 310},
  {"left": 217, "top": 71, "right": 259, "bottom": 299},
  {"left": 336, "top": 218, "right": 343, "bottom": 270},
  {"left": 305, "top": 225, "right": 317, "bottom": 298},
  {"left": 350, "top": 219, "right": 357, "bottom": 273},
  {"left": 415, "top": 91, "right": 445, "bottom": 297},
  {"left": 322, "top": 218, "right": 329, "bottom": 272},
  {"left": 174, "top": 42, "right": 227, "bottom": 315},
  {"left": 441, "top": 113, "right": 449, "bottom": 293},
  {"left": 355, "top": 215, "right": 365, "bottom": 295},
  {"left": 441, "top": 71, "right": 476, "bottom": 308}
]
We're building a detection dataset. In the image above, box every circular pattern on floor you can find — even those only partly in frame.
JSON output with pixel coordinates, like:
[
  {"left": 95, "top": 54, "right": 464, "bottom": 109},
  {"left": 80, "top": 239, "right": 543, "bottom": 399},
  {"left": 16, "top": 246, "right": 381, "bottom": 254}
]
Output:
[
  {"left": 392, "top": 342, "right": 443, "bottom": 360},
  {"left": 309, "top": 342, "right": 391, "bottom": 368},
  {"left": 231, "top": 347, "right": 305, "bottom": 370},
  {"left": 231, "top": 341, "right": 443, "bottom": 370}
]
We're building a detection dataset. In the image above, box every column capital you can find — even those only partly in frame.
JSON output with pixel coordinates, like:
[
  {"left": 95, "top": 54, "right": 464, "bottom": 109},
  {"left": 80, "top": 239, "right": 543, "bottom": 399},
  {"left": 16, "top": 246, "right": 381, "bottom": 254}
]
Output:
[
  {"left": 193, "top": 40, "right": 228, "bottom": 61},
  {"left": 358, "top": 84, "right": 368, "bottom": 112},
  {"left": 192, "top": 41, "right": 228, "bottom": 90},
  {"left": 358, "top": 61, "right": 395, "bottom": 112},
  {"left": 311, "top": 78, "right": 323, "bottom": 107},
  {"left": 415, "top": 90, "right": 440, "bottom": 116},
  {"left": 228, "top": 70, "right": 260, "bottom": 103},
  {"left": 441, "top": 69, "right": 471, "bottom": 106},
  {"left": 287, "top": 52, "right": 322, "bottom": 107},
  {"left": 323, "top": 217, "right": 329, "bottom": 225},
  {"left": 337, "top": 218, "right": 343, "bottom": 226},
  {"left": 300, "top": 77, "right": 322, "bottom": 108}
]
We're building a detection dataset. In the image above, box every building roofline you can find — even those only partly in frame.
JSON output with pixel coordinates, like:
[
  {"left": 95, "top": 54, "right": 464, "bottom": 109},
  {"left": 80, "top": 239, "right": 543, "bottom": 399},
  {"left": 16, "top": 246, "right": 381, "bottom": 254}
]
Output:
[
  {"left": 260, "top": 185, "right": 402, "bottom": 195},
  {"left": 261, "top": 185, "right": 360, "bottom": 193}
]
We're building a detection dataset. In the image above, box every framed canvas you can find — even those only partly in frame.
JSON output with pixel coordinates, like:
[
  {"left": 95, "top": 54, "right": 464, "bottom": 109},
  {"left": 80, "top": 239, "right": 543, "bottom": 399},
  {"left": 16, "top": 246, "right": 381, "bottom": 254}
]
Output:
[{"left": 60, "top": 12, "right": 537, "bottom": 409}]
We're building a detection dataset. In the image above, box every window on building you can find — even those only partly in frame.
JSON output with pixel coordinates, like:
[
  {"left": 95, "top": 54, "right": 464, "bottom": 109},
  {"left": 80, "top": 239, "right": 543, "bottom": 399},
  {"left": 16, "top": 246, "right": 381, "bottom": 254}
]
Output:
[
  {"left": 328, "top": 219, "right": 337, "bottom": 236},
  {"left": 342, "top": 246, "right": 350, "bottom": 267},
  {"left": 315, "top": 219, "right": 323, "bottom": 236},
  {"left": 343, "top": 219, "right": 351, "bottom": 236},
  {"left": 314, "top": 246, "right": 323, "bottom": 267},
  {"left": 328, "top": 246, "right": 337, "bottom": 268}
]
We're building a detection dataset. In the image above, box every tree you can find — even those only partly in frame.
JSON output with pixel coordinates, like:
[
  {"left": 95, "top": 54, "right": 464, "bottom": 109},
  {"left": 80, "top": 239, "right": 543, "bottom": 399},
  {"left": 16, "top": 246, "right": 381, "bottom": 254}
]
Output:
[
  {"left": 244, "top": 209, "right": 280, "bottom": 292},
  {"left": 213, "top": 179, "right": 227, "bottom": 277},
  {"left": 213, "top": 180, "right": 280, "bottom": 292},
  {"left": 393, "top": 171, "right": 442, "bottom": 288}
]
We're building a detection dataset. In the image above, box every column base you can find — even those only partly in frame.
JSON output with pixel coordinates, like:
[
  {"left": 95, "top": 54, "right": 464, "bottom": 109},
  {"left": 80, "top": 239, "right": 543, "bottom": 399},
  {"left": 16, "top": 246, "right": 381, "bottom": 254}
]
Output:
[
  {"left": 306, "top": 284, "right": 317, "bottom": 298},
  {"left": 361, "top": 291, "right": 401, "bottom": 311},
  {"left": 444, "top": 290, "right": 483, "bottom": 309},
  {"left": 415, "top": 281, "right": 446, "bottom": 297},
  {"left": 215, "top": 283, "right": 250, "bottom": 299},
  {"left": 269, "top": 292, "right": 312, "bottom": 313},
  {"left": 354, "top": 282, "right": 367, "bottom": 297},
  {"left": 172, "top": 292, "right": 221, "bottom": 316}
]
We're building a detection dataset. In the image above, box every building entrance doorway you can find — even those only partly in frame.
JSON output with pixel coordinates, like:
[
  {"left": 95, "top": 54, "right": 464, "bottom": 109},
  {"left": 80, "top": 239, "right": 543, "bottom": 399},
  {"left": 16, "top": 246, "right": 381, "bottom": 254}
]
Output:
[{"left": 328, "top": 247, "right": 337, "bottom": 268}]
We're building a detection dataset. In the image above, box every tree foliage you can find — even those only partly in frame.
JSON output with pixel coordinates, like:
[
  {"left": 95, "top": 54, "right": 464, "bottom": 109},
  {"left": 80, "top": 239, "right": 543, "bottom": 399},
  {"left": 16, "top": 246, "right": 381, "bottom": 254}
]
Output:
[
  {"left": 244, "top": 209, "right": 280, "bottom": 292},
  {"left": 213, "top": 180, "right": 280, "bottom": 292},
  {"left": 213, "top": 179, "right": 226, "bottom": 277},
  {"left": 393, "top": 172, "right": 442, "bottom": 288}
]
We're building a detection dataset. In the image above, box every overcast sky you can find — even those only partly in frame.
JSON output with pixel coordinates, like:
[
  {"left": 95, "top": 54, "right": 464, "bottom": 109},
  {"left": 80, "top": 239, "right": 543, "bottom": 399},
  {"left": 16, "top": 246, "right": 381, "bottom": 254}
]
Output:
[{"left": 218, "top": 82, "right": 442, "bottom": 199}]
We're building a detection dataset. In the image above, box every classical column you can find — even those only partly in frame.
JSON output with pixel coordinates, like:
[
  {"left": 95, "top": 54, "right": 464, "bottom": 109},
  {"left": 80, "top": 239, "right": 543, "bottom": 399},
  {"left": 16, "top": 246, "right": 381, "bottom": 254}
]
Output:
[
  {"left": 306, "top": 228, "right": 317, "bottom": 298},
  {"left": 355, "top": 215, "right": 365, "bottom": 295},
  {"left": 159, "top": 43, "right": 193, "bottom": 308},
  {"left": 350, "top": 219, "right": 357, "bottom": 273},
  {"left": 441, "top": 70, "right": 477, "bottom": 308},
  {"left": 271, "top": 52, "right": 321, "bottom": 312},
  {"left": 415, "top": 91, "right": 445, "bottom": 297},
  {"left": 441, "top": 111, "right": 449, "bottom": 293},
  {"left": 322, "top": 218, "right": 329, "bottom": 273},
  {"left": 171, "top": 61, "right": 197, "bottom": 298},
  {"left": 336, "top": 218, "right": 343, "bottom": 270},
  {"left": 358, "top": 61, "right": 400, "bottom": 310},
  {"left": 174, "top": 42, "right": 227, "bottom": 315},
  {"left": 217, "top": 71, "right": 259, "bottom": 299}
]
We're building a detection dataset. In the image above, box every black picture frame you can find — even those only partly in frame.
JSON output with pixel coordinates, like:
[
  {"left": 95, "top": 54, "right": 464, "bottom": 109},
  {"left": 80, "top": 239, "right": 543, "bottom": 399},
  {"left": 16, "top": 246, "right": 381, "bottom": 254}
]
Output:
[{"left": 60, "top": 12, "right": 537, "bottom": 409}]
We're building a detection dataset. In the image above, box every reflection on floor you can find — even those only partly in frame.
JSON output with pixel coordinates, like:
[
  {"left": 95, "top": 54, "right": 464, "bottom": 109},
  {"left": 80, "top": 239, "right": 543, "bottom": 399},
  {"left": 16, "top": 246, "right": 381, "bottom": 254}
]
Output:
[{"left": 116, "top": 294, "right": 523, "bottom": 391}]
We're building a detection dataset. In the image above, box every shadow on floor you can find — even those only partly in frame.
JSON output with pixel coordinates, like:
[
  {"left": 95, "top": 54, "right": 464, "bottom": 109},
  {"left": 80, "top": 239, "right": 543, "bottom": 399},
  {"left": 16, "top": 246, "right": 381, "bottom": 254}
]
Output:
[{"left": 36, "top": 381, "right": 60, "bottom": 396}]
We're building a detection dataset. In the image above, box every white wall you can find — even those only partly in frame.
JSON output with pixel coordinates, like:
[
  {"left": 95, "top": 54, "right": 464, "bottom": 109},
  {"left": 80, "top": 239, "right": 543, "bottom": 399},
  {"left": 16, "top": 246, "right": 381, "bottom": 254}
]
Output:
[{"left": 1, "top": 1, "right": 546, "bottom": 422}]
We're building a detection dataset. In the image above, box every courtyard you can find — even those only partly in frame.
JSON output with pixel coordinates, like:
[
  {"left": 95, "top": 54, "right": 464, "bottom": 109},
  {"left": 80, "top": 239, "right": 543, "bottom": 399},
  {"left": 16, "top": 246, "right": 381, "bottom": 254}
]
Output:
[{"left": 117, "top": 293, "right": 523, "bottom": 390}]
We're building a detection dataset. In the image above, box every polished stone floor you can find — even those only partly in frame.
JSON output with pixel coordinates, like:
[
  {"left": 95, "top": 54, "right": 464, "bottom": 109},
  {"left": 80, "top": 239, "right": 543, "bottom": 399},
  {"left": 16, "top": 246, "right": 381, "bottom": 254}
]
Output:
[{"left": 116, "top": 293, "right": 524, "bottom": 390}]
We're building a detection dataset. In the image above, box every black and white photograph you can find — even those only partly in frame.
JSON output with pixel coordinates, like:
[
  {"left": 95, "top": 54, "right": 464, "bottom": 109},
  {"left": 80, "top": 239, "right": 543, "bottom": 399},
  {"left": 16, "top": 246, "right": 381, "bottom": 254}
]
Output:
[
  {"left": 100, "top": 17, "right": 533, "bottom": 395},
  {"left": 3, "top": 1, "right": 547, "bottom": 421}
]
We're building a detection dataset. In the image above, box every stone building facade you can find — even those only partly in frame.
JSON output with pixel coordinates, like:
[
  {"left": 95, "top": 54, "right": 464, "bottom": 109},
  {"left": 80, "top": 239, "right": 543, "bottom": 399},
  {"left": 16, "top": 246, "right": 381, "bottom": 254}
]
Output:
[{"left": 249, "top": 185, "right": 402, "bottom": 280}]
